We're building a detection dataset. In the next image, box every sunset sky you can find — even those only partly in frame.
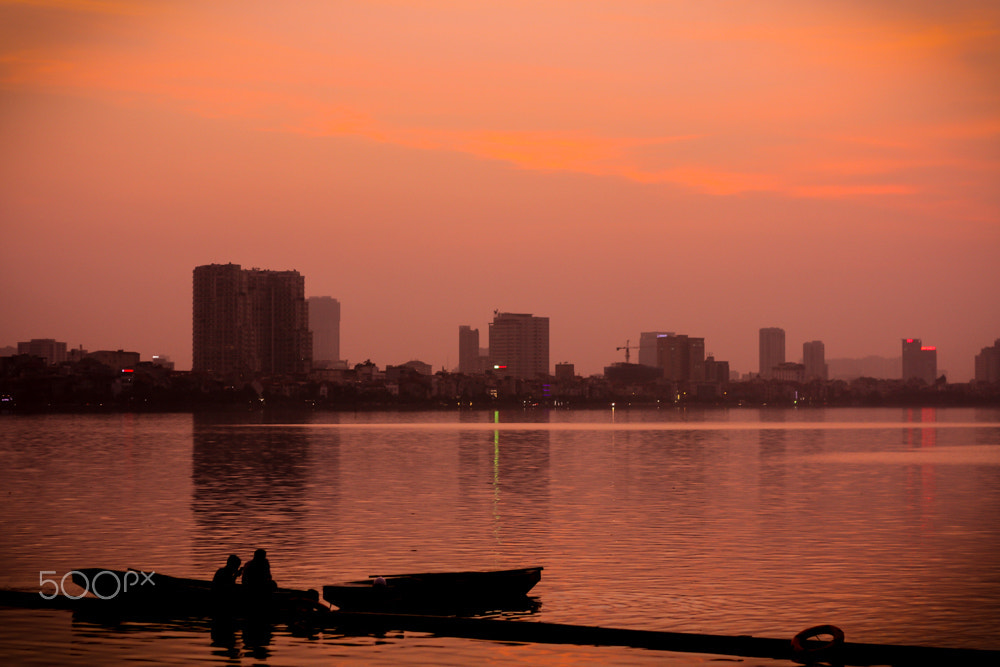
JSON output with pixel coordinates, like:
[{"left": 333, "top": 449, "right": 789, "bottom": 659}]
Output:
[{"left": 2, "top": 1, "right": 998, "bottom": 379}]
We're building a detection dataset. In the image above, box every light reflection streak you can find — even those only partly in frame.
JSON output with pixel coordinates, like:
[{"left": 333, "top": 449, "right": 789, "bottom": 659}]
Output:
[{"left": 493, "top": 409, "right": 500, "bottom": 546}]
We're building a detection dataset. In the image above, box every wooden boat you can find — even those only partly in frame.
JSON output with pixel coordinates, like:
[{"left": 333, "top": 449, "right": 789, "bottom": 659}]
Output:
[
  {"left": 68, "top": 569, "right": 319, "bottom": 618},
  {"left": 322, "top": 566, "right": 542, "bottom": 613}
]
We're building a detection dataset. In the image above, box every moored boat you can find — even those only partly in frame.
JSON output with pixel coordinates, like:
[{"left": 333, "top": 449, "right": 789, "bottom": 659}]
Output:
[
  {"left": 69, "top": 568, "right": 319, "bottom": 618},
  {"left": 323, "top": 566, "right": 542, "bottom": 613}
]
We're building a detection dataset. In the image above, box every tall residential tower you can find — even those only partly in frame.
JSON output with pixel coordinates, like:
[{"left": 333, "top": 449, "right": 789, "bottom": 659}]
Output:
[
  {"left": 488, "top": 312, "right": 549, "bottom": 380},
  {"left": 458, "top": 325, "right": 481, "bottom": 374},
  {"left": 308, "top": 296, "right": 341, "bottom": 368},
  {"left": 803, "top": 340, "right": 828, "bottom": 381},
  {"left": 759, "top": 327, "right": 785, "bottom": 379},
  {"left": 902, "top": 338, "right": 937, "bottom": 384},
  {"left": 193, "top": 263, "right": 312, "bottom": 377}
]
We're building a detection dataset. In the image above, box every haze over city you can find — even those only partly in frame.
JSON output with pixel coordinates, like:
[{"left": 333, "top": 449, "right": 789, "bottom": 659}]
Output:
[{"left": 2, "top": 1, "right": 998, "bottom": 381}]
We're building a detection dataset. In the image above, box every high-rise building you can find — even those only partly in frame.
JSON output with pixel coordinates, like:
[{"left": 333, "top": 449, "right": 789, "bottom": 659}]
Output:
[
  {"left": 704, "top": 356, "right": 730, "bottom": 385},
  {"left": 803, "top": 340, "right": 828, "bottom": 381},
  {"left": 759, "top": 328, "right": 785, "bottom": 379},
  {"left": 488, "top": 312, "right": 549, "bottom": 379},
  {"left": 639, "top": 331, "right": 674, "bottom": 367},
  {"left": 193, "top": 263, "right": 312, "bottom": 377},
  {"left": 656, "top": 334, "right": 705, "bottom": 383},
  {"left": 458, "top": 325, "right": 480, "bottom": 374},
  {"left": 17, "top": 339, "right": 68, "bottom": 365},
  {"left": 902, "top": 338, "right": 937, "bottom": 384},
  {"left": 308, "top": 296, "right": 341, "bottom": 368},
  {"left": 975, "top": 339, "right": 1000, "bottom": 383}
]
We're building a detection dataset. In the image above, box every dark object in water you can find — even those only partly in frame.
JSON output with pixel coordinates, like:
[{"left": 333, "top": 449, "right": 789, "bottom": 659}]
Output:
[
  {"left": 67, "top": 568, "right": 319, "bottom": 619},
  {"left": 322, "top": 566, "right": 542, "bottom": 614},
  {"left": 1, "top": 586, "right": 997, "bottom": 665}
]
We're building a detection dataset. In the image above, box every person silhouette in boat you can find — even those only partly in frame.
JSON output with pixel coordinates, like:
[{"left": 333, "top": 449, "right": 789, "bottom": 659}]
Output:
[
  {"left": 241, "top": 548, "right": 277, "bottom": 602},
  {"left": 212, "top": 555, "right": 242, "bottom": 593},
  {"left": 211, "top": 554, "right": 243, "bottom": 614}
]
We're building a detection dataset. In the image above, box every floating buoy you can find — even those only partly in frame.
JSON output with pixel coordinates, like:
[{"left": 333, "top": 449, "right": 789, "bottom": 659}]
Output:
[{"left": 791, "top": 624, "right": 845, "bottom": 657}]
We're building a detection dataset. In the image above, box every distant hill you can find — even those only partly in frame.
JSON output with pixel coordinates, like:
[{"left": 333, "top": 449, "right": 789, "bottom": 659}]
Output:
[{"left": 828, "top": 356, "right": 901, "bottom": 380}]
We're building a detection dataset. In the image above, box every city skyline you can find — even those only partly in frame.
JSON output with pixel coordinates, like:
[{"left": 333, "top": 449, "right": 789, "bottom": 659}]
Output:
[
  {"left": 0, "top": 262, "right": 994, "bottom": 381},
  {"left": 2, "top": 2, "right": 998, "bottom": 381}
]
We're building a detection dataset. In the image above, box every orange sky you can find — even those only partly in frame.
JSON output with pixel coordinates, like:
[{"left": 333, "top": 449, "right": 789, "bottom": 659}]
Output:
[{"left": 1, "top": 0, "right": 998, "bottom": 379}]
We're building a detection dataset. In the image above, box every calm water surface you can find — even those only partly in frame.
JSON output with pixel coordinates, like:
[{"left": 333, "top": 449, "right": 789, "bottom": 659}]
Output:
[{"left": 1, "top": 407, "right": 999, "bottom": 665}]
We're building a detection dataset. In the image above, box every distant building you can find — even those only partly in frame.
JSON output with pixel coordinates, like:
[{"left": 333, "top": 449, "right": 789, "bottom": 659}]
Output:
[
  {"left": 975, "top": 339, "right": 1000, "bottom": 383},
  {"left": 17, "top": 339, "right": 67, "bottom": 365},
  {"left": 89, "top": 349, "right": 141, "bottom": 371},
  {"left": 151, "top": 355, "right": 175, "bottom": 370},
  {"left": 555, "top": 362, "right": 575, "bottom": 382},
  {"left": 193, "top": 263, "right": 312, "bottom": 377},
  {"left": 656, "top": 334, "right": 705, "bottom": 383},
  {"left": 773, "top": 362, "right": 806, "bottom": 383},
  {"left": 759, "top": 328, "right": 785, "bottom": 379},
  {"left": 902, "top": 338, "right": 937, "bottom": 384},
  {"left": 827, "top": 356, "right": 901, "bottom": 380},
  {"left": 704, "top": 356, "right": 730, "bottom": 385},
  {"left": 638, "top": 331, "right": 674, "bottom": 367},
  {"left": 803, "top": 341, "right": 828, "bottom": 381},
  {"left": 604, "top": 362, "right": 661, "bottom": 384},
  {"left": 308, "top": 296, "right": 341, "bottom": 368},
  {"left": 458, "top": 325, "right": 480, "bottom": 374},
  {"left": 488, "top": 312, "right": 549, "bottom": 379},
  {"left": 400, "top": 360, "right": 433, "bottom": 375}
]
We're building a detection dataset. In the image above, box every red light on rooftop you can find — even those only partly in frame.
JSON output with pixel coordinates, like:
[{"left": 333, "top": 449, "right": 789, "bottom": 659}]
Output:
[
  {"left": 905, "top": 339, "right": 915, "bottom": 343},
  {"left": 921, "top": 346, "right": 936, "bottom": 351}
]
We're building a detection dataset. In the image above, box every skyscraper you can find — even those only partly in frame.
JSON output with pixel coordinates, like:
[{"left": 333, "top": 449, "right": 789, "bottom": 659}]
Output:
[
  {"left": 193, "top": 263, "right": 312, "bottom": 377},
  {"left": 656, "top": 334, "right": 705, "bottom": 383},
  {"left": 902, "top": 338, "right": 937, "bottom": 384},
  {"left": 308, "top": 296, "right": 341, "bottom": 367},
  {"left": 458, "top": 325, "right": 480, "bottom": 374},
  {"left": 639, "top": 331, "right": 674, "bottom": 367},
  {"left": 488, "top": 312, "right": 549, "bottom": 379},
  {"left": 975, "top": 339, "right": 1000, "bottom": 383},
  {"left": 759, "top": 327, "right": 785, "bottom": 379},
  {"left": 803, "top": 340, "right": 828, "bottom": 381}
]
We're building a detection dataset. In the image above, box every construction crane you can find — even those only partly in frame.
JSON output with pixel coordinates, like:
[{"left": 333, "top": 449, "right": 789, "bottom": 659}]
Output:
[{"left": 616, "top": 339, "right": 639, "bottom": 364}]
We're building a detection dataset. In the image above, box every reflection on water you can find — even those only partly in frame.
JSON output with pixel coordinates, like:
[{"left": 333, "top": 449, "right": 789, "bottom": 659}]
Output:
[
  {"left": 458, "top": 418, "right": 551, "bottom": 560},
  {"left": 1, "top": 407, "right": 999, "bottom": 665},
  {"left": 191, "top": 415, "right": 317, "bottom": 570}
]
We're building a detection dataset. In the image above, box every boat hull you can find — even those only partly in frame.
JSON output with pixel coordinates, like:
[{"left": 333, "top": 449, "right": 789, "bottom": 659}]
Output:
[
  {"left": 323, "top": 566, "right": 542, "bottom": 614},
  {"left": 69, "top": 569, "right": 318, "bottom": 618}
]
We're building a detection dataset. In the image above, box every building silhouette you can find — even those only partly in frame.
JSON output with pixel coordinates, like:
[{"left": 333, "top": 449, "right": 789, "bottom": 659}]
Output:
[
  {"left": 901, "top": 338, "right": 937, "bottom": 384},
  {"left": 458, "top": 325, "right": 480, "bottom": 374},
  {"left": 656, "top": 334, "right": 705, "bottom": 383},
  {"left": 759, "top": 327, "right": 786, "bottom": 379},
  {"left": 803, "top": 340, "right": 828, "bottom": 381},
  {"left": 975, "top": 339, "right": 1000, "bottom": 383},
  {"left": 639, "top": 331, "right": 674, "bottom": 367},
  {"left": 704, "top": 355, "right": 730, "bottom": 385},
  {"left": 90, "top": 349, "right": 140, "bottom": 371},
  {"left": 488, "top": 312, "right": 549, "bottom": 380},
  {"left": 555, "top": 362, "right": 575, "bottom": 381},
  {"left": 193, "top": 263, "right": 312, "bottom": 377},
  {"left": 17, "top": 339, "right": 67, "bottom": 365},
  {"left": 308, "top": 296, "right": 341, "bottom": 368}
]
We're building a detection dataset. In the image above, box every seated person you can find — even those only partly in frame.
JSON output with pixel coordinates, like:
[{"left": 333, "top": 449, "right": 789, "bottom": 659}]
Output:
[{"left": 241, "top": 548, "right": 277, "bottom": 599}]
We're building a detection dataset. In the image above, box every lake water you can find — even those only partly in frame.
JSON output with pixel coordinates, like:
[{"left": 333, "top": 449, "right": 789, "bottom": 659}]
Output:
[{"left": 1, "top": 407, "right": 999, "bottom": 665}]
